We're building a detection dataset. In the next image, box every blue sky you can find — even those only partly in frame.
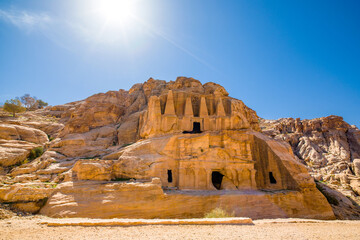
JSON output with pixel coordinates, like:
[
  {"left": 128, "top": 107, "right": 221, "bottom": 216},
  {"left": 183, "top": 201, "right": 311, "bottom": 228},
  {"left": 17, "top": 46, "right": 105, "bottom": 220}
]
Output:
[{"left": 0, "top": 0, "right": 359, "bottom": 126}]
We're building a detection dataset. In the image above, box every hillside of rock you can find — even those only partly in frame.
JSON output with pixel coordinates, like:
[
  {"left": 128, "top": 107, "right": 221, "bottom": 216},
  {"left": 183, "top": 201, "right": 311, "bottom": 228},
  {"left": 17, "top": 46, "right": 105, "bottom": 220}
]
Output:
[{"left": 260, "top": 116, "right": 360, "bottom": 219}]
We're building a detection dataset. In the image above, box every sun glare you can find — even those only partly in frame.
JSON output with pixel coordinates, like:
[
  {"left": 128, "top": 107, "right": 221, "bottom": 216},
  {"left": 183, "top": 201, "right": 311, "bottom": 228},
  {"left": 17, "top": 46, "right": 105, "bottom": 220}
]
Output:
[
  {"left": 95, "top": 0, "right": 136, "bottom": 26},
  {"left": 83, "top": 0, "right": 153, "bottom": 46}
]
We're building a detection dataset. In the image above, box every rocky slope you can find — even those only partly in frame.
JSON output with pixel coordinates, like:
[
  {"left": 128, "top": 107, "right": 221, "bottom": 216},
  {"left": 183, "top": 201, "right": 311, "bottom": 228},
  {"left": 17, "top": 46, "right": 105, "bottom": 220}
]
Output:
[{"left": 260, "top": 116, "right": 360, "bottom": 219}]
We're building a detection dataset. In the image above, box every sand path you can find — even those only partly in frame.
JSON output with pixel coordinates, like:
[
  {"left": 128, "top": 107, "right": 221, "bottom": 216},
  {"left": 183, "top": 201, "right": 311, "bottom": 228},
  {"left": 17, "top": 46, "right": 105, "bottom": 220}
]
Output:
[{"left": 1, "top": 217, "right": 360, "bottom": 240}]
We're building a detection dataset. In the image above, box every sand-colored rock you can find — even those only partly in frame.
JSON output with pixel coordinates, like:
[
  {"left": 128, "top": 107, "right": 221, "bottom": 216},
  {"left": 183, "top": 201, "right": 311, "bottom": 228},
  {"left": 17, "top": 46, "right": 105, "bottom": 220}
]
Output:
[
  {"left": 41, "top": 217, "right": 254, "bottom": 226},
  {"left": 21, "top": 121, "right": 64, "bottom": 139},
  {"left": 52, "top": 77, "right": 261, "bottom": 160},
  {"left": 315, "top": 182, "right": 360, "bottom": 219},
  {"left": 0, "top": 184, "right": 54, "bottom": 202},
  {"left": 0, "top": 140, "right": 41, "bottom": 167},
  {"left": 0, "top": 124, "right": 48, "bottom": 144},
  {"left": 59, "top": 91, "right": 130, "bottom": 135},
  {"left": 0, "top": 77, "right": 342, "bottom": 220},
  {"left": 117, "top": 112, "right": 141, "bottom": 146},
  {"left": 350, "top": 180, "right": 360, "bottom": 196},
  {"left": 40, "top": 180, "right": 334, "bottom": 219},
  {"left": 10, "top": 151, "right": 64, "bottom": 176},
  {"left": 2, "top": 119, "right": 64, "bottom": 139},
  {"left": 49, "top": 126, "right": 117, "bottom": 158},
  {"left": 260, "top": 116, "right": 360, "bottom": 218},
  {"left": 109, "top": 129, "right": 317, "bottom": 193},
  {"left": 72, "top": 160, "right": 113, "bottom": 181},
  {"left": 38, "top": 78, "right": 334, "bottom": 219},
  {"left": 12, "top": 202, "right": 43, "bottom": 214},
  {"left": 139, "top": 86, "right": 260, "bottom": 139},
  {"left": 353, "top": 159, "right": 360, "bottom": 176}
]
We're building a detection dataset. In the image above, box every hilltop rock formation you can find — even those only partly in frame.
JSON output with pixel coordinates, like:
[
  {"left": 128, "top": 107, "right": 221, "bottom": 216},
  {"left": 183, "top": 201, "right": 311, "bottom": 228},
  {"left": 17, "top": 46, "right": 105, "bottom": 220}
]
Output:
[{"left": 0, "top": 77, "right": 342, "bottom": 219}]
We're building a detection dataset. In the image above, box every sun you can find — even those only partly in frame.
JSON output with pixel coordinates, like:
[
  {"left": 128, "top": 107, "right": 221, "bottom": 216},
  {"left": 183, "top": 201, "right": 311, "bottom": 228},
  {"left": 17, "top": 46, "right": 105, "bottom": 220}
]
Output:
[
  {"left": 83, "top": 0, "right": 151, "bottom": 45},
  {"left": 94, "top": 0, "right": 137, "bottom": 26}
]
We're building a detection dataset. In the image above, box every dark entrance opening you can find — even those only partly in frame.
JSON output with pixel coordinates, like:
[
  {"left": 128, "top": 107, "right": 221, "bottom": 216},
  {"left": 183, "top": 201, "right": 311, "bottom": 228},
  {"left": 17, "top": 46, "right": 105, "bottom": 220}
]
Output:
[
  {"left": 183, "top": 122, "right": 202, "bottom": 134},
  {"left": 192, "top": 122, "right": 201, "bottom": 133},
  {"left": 212, "top": 171, "right": 224, "bottom": 190},
  {"left": 269, "top": 172, "right": 277, "bottom": 184},
  {"left": 167, "top": 170, "right": 173, "bottom": 183}
]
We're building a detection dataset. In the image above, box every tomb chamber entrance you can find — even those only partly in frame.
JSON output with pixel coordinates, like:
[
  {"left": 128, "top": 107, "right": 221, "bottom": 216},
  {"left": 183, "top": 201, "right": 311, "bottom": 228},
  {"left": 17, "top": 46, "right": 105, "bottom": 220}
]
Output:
[
  {"left": 211, "top": 171, "right": 224, "bottom": 190},
  {"left": 183, "top": 122, "right": 202, "bottom": 134}
]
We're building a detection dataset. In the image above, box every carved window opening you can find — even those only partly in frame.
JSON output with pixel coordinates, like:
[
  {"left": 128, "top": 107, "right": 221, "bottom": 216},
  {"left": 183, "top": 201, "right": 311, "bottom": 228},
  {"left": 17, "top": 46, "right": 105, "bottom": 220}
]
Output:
[
  {"left": 269, "top": 172, "right": 277, "bottom": 184},
  {"left": 167, "top": 170, "right": 173, "bottom": 183},
  {"left": 211, "top": 171, "right": 224, "bottom": 190},
  {"left": 183, "top": 122, "right": 202, "bottom": 134}
]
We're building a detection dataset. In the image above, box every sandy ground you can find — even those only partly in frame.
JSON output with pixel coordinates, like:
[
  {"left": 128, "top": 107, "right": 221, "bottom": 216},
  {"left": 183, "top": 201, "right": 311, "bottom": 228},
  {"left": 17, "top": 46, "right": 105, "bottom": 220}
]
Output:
[{"left": 1, "top": 216, "right": 360, "bottom": 240}]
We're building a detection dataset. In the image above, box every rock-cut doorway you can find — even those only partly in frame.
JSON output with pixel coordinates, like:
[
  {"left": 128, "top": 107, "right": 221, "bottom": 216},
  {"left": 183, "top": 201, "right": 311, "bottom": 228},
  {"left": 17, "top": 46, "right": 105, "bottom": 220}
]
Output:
[
  {"left": 211, "top": 171, "right": 224, "bottom": 190},
  {"left": 183, "top": 122, "right": 202, "bottom": 134}
]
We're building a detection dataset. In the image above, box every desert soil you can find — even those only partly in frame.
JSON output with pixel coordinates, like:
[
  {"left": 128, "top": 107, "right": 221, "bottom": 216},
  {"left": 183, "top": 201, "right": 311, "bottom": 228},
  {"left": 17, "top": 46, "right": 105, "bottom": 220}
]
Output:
[{"left": 1, "top": 217, "right": 360, "bottom": 240}]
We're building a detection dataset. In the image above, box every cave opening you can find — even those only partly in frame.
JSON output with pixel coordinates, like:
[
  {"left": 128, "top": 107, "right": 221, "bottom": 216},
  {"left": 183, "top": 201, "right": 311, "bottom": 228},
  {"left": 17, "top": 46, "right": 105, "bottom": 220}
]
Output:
[
  {"left": 212, "top": 171, "right": 224, "bottom": 190},
  {"left": 167, "top": 170, "right": 173, "bottom": 183},
  {"left": 269, "top": 172, "right": 277, "bottom": 184}
]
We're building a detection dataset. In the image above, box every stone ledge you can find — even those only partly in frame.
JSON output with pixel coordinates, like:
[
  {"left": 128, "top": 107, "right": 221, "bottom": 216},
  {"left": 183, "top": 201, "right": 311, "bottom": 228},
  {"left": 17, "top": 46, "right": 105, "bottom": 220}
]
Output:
[{"left": 41, "top": 217, "right": 253, "bottom": 226}]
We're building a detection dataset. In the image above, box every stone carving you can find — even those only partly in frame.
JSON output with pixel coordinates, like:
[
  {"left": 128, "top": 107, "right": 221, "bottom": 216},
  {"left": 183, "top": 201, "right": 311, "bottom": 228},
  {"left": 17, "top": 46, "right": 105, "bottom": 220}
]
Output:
[{"left": 139, "top": 88, "right": 253, "bottom": 138}]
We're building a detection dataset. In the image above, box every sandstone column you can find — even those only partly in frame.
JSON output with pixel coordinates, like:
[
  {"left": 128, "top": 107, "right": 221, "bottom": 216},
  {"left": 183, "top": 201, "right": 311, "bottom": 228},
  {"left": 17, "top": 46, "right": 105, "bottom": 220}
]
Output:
[
  {"left": 182, "top": 96, "right": 193, "bottom": 131},
  {"left": 199, "top": 96, "right": 209, "bottom": 131},
  {"left": 162, "top": 90, "right": 178, "bottom": 132}
]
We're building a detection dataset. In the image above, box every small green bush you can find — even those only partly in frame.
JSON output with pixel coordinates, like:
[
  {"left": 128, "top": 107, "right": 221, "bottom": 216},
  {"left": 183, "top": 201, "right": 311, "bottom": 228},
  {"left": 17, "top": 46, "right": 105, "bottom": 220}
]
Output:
[
  {"left": 28, "top": 147, "right": 44, "bottom": 161},
  {"left": 204, "top": 208, "right": 235, "bottom": 218},
  {"left": 47, "top": 134, "right": 54, "bottom": 141}
]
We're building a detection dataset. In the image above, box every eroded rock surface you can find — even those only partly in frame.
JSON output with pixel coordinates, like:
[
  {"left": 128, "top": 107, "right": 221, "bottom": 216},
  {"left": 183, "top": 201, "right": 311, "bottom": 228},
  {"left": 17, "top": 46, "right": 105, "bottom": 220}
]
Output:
[{"left": 261, "top": 116, "right": 360, "bottom": 218}]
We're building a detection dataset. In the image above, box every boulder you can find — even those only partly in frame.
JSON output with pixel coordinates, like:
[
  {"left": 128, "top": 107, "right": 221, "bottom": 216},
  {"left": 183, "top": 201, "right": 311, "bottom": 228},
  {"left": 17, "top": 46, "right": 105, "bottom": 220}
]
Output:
[{"left": 72, "top": 160, "right": 113, "bottom": 181}]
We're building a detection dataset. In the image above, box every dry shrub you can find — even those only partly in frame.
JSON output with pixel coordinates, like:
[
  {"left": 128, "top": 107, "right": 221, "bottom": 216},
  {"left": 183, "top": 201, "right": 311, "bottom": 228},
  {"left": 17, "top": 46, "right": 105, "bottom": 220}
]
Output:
[{"left": 204, "top": 208, "right": 235, "bottom": 218}]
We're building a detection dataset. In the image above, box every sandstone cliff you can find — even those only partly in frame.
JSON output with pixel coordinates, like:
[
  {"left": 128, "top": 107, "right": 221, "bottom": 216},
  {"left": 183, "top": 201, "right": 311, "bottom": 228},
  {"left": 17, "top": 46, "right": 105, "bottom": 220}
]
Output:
[{"left": 0, "top": 77, "right": 345, "bottom": 220}]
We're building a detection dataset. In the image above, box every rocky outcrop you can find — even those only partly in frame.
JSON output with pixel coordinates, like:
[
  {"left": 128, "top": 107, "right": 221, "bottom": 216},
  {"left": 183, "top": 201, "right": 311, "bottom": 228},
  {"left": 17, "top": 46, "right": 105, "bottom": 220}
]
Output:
[
  {"left": 0, "top": 116, "right": 53, "bottom": 168},
  {"left": 316, "top": 182, "right": 360, "bottom": 219},
  {"left": 0, "top": 124, "right": 48, "bottom": 144},
  {"left": 72, "top": 160, "right": 114, "bottom": 181},
  {"left": 260, "top": 116, "right": 360, "bottom": 218},
  {"left": 49, "top": 126, "right": 117, "bottom": 158},
  {"left": 0, "top": 140, "right": 41, "bottom": 167}
]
